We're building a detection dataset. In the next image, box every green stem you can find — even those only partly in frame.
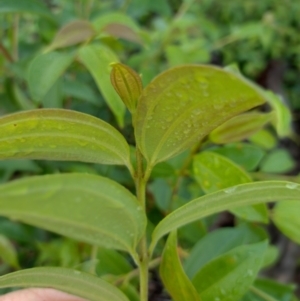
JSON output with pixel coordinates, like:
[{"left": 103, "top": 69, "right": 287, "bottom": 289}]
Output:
[{"left": 135, "top": 147, "right": 152, "bottom": 301}]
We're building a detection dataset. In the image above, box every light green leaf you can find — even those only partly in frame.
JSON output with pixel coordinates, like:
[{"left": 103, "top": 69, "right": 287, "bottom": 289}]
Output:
[
  {"left": 209, "top": 112, "right": 274, "bottom": 144},
  {"left": 212, "top": 143, "right": 266, "bottom": 171},
  {"left": 150, "top": 181, "right": 300, "bottom": 253},
  {"left": 0, "top": 109, "right": 132, "bottom": 169},
  {"left": 78, "top": 44, "right": 125, "bottom": 127},
  {"left": 135, "top": 65, "right": 266, "bottom": 167},
  {"left": 0, "top": 0, "right": 55, "bottom": 21},
  {"left": 193, "top": 151, "right": 268, "bottom": 223},
  {"left": 0, "top": 267, "right": 129, "bottom": 301},
  {"left": 192, "top": 241, "right": 267, "bottom": 301},
  {"left": 28, "top": 51, "right": 74, "bottom": 102},
  {"left": 0, "top": 234, "right": 19, "bottom": 268},
  {"left": 272, "top": 200, "right": 300, "bottom": 244},
  {"left": 184, "top": 224, "right": 267, "bottom": 279},
  {"left": 160, "top": 231, "right": 201, "bottom": 301},
  {"left": 0, "top": 173, "right": 146, "bottom": 254},
  {"left": 46, "top": 20, "right": 96, "bottom": 52}
]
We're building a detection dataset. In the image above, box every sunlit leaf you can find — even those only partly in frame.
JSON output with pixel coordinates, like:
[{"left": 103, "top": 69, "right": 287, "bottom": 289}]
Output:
[
  {"left": 150, "top": 181, "right": 300, "bottom": 253},
  {"left": 0, "top": 0, "right": 55, "bottom": 20},
  {"left": 135, "top": 65, "right": 266, "bottom": 167},
  {"left": 209, "top": 112, "right": 274, "bottom": 144},
  {"left": 184, "top": 224, "right": 267, "bottom": 279},
  {"left": 160, "top": 231, "right": 201, "bottom": 301},
  {"left": 28, "top": 51, "right": 74, "bottom": 102},
  {"left": 78, "top": 44, "right": 125, "bottom": 127},
  {"left": 0, "top": 109, "right": 132, "bottom": 169},
  {"left": 47, "top": 20, "right": 96, "bottom": 51},
  {"left": 192, "top": 241, "right": 267, "bottom": 301},
  {"left": 0, "top": 173, "right": 146, "bottom": 254},
  {"left": 272, "top": 200, "right": 300, "bottom": 244},
  {"left": 193, "top": 151, "right": 268, "bottom": 223},
  {"left": 0, "top": 267, "right": 129, "bottom": 301}
]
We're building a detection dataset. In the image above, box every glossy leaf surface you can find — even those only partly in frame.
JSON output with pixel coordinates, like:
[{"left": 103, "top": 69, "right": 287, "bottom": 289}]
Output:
[
  {"left": 135, "top": 65, "right": 266, "bottom": 166},
  {"left": 160, "top": 231, "right": 201, "bottom": 301},
  {"left": 192, "top": 241, "right": 267, "bottom": 301},
  {"left": 78, "top": 44, "right": 125, "bottom": 127},
  {"left": 193, "top": 151, "right": 268, "bottom": 223},
  {"left": 0, "top": 173, "right": 146, "bottom": 254},
  {"left": 28, "top": 51, "right": 74, "bottom": 101},
  {"left": 0, "top": 267, "right": 129, "bottom": 301},
  {"left": 0, "top": 109, "right": 131, "bottom": 168},
  {"left": 272, "top": 200, "right": 300, "bottom": 244},
  {"left": 209, "top": 112, "right": 273, "bottom": 144},
  {"left": 150, "top": 181, "right": 300, "bottom": 253},
  {"left": 47, "top": 20, "right": 95, "bottom": 51},
  {"left": 185, "top": 225, "right": 267, "bottom": 279}
]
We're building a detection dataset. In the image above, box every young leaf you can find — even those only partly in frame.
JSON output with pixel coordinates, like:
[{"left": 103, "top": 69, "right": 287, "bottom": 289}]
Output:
[
  {"left": 272, "top": 200, "right": 300, "bottom": 244},
  {"left": 46, "top": 20, "right": 96, "bottom": 51},
  {"left": 150, "top": 181, "right": 300, "bottom": 253},
  {"left": 209, "top": 112, "right": 274, "bottom": 144},
  {"left": 78, "top": 44, "right": 125, "bottom": 127},
  {"left": 192, "top": 241, "right": 267, "bottom": 301},
  {"left": 135, "top": 65, "right": 266, "bottom": 167},
  {"left": 184, "top": 225, "right": 267, "bottom": 279},
  {"left": 0, "top": 267, "right": 129, "bottom": 301},
  {"left": 0, "top": 173, "right": 146, "bottom": 255},
  {"left": 28, "top": 51, "right": 74, "bottom": 102},
  {"left": 193, "top": 151, "right": 268, "bottom": 223},
  {"left": 0, "top": 109, "right": 132, "bottom": 169},
  {"left": 0, "top": 234, "right": 20, "bottom": 269},
  {"left": 160, "top": 231, "right": 201, "bottom": 301},
  {"left": 110, "top": 63, "right": 143, "bottom": 113}
]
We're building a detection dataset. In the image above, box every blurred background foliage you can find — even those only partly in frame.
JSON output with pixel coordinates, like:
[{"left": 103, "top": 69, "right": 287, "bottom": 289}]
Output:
[{"left": 0, "top": 0, "right": 300, "bottom": 299}]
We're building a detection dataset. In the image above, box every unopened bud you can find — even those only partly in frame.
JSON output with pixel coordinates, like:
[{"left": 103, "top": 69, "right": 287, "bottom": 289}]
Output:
[{"left": 110, "top": 63, "right": 143, "bottom": 113}]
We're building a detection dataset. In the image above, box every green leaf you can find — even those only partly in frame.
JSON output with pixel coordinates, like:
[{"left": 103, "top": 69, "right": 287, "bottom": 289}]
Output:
[
  {"left": 242, "top": 278, "right": 295, "bottom": 301},
  {"left": 0, "top": 234, "right": 19, "bottom": 268},
  {"left": 212, "top": 143, "right": 266, "bottom": 171},
  {"left": 184, "top": 224, "right": 267, "bottom": 279},
  {"left": 28, "top": 51, "right": 74, "bottom": 102},
  {"left": 150, "top": 181, "right": 300, "bottom": 253},
  {"left": 160, "top": 231, "right": 201, "bottom": 301},
  {"left": 135, "top": 65, "right": 266, "bottom": 167},
  {"left": 0, "top": 173, "right": 146, "bottom": 255},
  {"left": 78, "top": 44, "right": 125, "bottom": 127},
  {"left": 0, "top": 109, "right": 132, "bottom": 169},
  {"left": 272, "top": 200, "right": 300, "bottom": 244},
  {"left": 0, "top": 0, "right": 55, "bottom": 21},
  {"left": 46, "top": 20, "right": 96, "bottom": 51},
  {"left": 193, "top": 151, "right": 268, "bottom": 223},
  {"left": 209, "top": 112, "right": 274, "bottom": 144},
  {"left": 249, "top": 129, "right": 277, "bottom": 150},
  {"left": 192, "top": 241, "right": 267, "bottom": 301},
  {"left": 0, "top": 267, "right": 129, "bottom": 301},
  {"left": 260, "top": 149, "right": 295, "bottom": 174}
]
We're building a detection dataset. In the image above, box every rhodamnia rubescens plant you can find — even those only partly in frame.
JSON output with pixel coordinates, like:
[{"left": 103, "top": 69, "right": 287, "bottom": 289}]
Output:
[{"left": 0, "top": 62, "right": 299, "bottom": 301}]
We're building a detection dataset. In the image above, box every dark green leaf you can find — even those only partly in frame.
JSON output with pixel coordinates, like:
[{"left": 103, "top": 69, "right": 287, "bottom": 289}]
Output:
[
  {"left": 160, "top": 231, "right": 201, "bottom": 301},
  {"left": 192, "top": 241, "right": 267, "bottom": 301},
  {"left": 0, "top": 267, "right": 129, "bottom": 301},
  {"left": 0, "top": 173, "right": 146, "bottom": 255}
]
